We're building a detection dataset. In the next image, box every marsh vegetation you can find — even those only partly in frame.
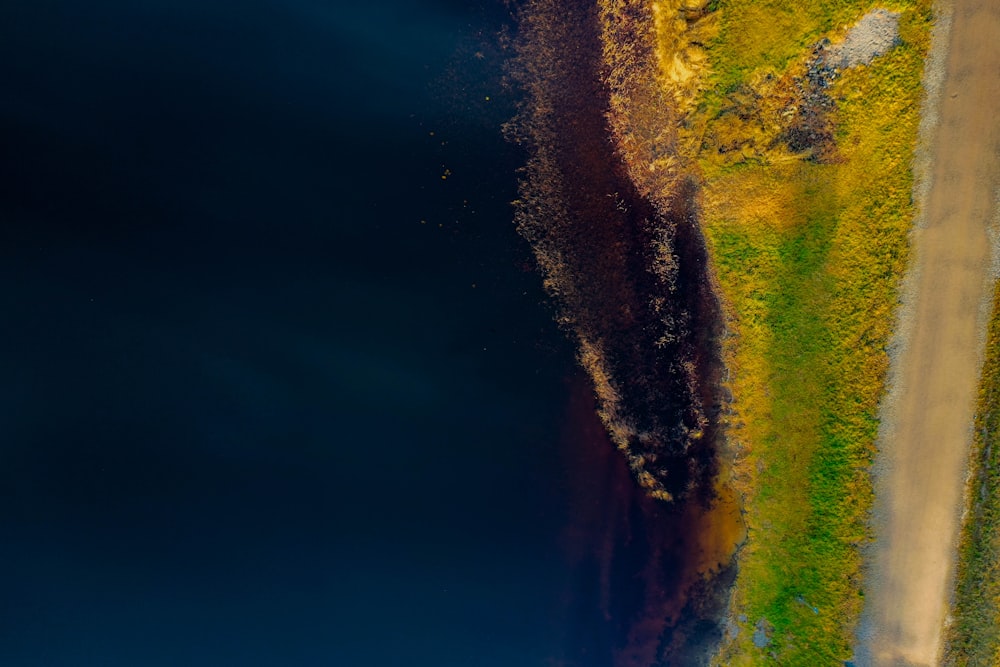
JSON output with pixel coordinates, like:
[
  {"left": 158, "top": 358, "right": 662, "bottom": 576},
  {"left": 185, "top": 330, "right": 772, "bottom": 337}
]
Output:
[{"left": 511, "top": 0, "right": 933, "bottom": 662}]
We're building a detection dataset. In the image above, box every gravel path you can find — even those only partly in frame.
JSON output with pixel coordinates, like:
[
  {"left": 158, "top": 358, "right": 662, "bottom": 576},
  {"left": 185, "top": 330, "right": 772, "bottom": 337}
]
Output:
[{"left": 856, "top": 2, "right": 1000, "bottom": 665}]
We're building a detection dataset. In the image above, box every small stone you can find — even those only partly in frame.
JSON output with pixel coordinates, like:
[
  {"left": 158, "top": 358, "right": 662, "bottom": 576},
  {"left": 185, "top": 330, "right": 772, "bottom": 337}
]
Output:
[{"left": 752, "top": 618, "right": 772, "bottom": 648}]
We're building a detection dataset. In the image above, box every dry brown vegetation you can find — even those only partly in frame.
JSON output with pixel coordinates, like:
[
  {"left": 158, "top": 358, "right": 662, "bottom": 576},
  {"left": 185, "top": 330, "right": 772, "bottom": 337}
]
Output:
[
  {"left": 507, "top": 0, "right": 728, "bottom": 506},
  {"left": 506, "top": 3, "right": 748, "bottom": 659}
]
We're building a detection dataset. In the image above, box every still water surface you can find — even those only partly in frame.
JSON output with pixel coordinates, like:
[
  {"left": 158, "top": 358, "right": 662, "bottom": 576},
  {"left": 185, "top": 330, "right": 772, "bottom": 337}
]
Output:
[{"left": 0, "top": 1, "right": 697, "bottom": 665}]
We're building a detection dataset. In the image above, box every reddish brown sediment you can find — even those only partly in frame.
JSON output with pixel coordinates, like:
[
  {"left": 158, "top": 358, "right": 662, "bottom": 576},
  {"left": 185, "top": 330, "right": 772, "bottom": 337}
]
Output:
[
  {"left": 507, "top": 0, "right": 727, "bottom": 504},
  {"left": 559, "top": 378, "right": 742, "bottom": 666},
  {"left": 507, "top": 0, "right": 745, "bottom": 662}
]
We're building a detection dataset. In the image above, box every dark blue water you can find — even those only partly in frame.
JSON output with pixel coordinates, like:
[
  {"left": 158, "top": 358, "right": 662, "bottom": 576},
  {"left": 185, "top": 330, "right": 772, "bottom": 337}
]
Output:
[{"left": 0, "top": 2, "right": 621, "bottom": 665}]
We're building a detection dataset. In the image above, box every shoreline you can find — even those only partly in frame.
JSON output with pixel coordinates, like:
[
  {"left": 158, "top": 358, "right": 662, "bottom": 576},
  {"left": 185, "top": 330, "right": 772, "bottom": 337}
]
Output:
[{"left": 508, "top": 0, "right": 747, "bottom": 661}]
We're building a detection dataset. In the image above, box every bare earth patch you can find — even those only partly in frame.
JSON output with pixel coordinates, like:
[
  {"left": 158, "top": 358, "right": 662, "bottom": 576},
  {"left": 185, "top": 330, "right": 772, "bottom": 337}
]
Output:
[{"left": 857, "top": 1, "right": 1000, "bottom": 665}]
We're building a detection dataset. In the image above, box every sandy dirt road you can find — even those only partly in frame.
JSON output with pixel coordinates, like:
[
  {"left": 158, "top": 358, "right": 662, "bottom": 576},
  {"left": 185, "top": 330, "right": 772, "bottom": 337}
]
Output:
[{"left": 858, "top": 2, "right": 1000, "bottom": 665}]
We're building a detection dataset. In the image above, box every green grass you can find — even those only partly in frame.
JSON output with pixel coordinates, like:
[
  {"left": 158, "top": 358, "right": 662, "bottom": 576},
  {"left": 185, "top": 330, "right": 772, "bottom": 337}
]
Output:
[
  {"left": 594, "top": 0, "right": 932, "bottom": 659},
  {"left": 676, "top": 2, "right": 933, "bottom": 662},
  {"left": 701, "top": 1, "right": 931, "bottom": 112},
  {"left": 944, "top": 284, "right": 1000, "bottom": 666}
]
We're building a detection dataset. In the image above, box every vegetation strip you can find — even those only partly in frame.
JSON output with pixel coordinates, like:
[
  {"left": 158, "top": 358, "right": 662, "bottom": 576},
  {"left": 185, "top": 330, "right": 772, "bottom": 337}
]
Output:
[
  {"left": 613, "top": 0, "right": 933, "bottom": 662},
  {"left": 946, "top": 281, "right": 1000, "bottom": 665}
]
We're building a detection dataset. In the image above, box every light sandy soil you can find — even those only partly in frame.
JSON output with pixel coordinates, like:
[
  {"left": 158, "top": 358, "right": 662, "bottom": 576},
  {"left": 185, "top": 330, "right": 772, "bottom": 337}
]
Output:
[{"left": 857, "top": 1, "right": 1000, "bottom": 665}]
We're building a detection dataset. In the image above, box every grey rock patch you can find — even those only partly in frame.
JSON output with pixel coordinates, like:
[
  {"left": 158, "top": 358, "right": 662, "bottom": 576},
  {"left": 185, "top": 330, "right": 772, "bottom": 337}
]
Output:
[
  {"left": 827, "top": 8, "right": 901, "bottom": 69},
  {"left": 724, "top": 617, "right": 740, "bottom": 640},
  {"left": 752, "top": 618, "right": 771, "bottom": 648}
]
